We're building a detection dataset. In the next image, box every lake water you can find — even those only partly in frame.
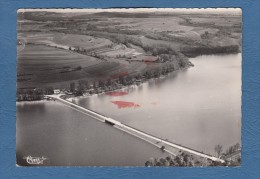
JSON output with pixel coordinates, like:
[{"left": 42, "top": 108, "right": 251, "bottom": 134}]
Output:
[
  {"left": 16, "top": 101, "right": 168, "bottom": 166},
  {"left": 16, "top": 53, "right": 241, "bottom": 166},
  {"left": 74, "top": 53, "right": 241, "bottom": 155}
]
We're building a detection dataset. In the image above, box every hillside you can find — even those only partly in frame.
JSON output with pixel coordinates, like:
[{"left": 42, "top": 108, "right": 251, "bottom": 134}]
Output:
[{"left": 17, "top": 10, "right": 241, "bottom": 92}]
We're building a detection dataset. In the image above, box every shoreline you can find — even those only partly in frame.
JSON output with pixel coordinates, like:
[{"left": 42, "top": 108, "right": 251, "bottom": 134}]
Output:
[
  {"left": 16, "top": 52, "right": 241, "bottom": 103},
  {"left": 181, "top": 45, "right": 240, "bottom": 58},
  {"left": 184, "top": 50, "right": 241, "bottom": 58},
  {"left": 16, "top": 100, "right": 55, "bottom": 105},
  {"left": 16, "top": 64, "right": 192, "bottom": 103},
  {"left": 57, "top": 66, "right": 190, "bottom": 102}
]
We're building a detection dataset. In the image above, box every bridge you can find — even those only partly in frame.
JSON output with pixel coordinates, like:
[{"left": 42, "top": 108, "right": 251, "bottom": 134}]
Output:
[{"left": 46, "top": 94, "right": 224, "bottom": 163}]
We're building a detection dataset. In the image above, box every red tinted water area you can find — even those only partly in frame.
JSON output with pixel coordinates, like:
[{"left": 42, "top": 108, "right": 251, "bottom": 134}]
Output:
[{"left": 111, "top": 101, "right": 141, "bottom": 109}]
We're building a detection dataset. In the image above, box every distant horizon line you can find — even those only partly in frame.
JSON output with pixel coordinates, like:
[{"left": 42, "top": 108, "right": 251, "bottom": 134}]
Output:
[{"left": 17, "top": 8, "right": 242, "bottom": 15}]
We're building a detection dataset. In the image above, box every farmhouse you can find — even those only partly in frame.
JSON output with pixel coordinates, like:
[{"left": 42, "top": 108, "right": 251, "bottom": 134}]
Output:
[{"left": 53, "top": 89, "right": 61, "bottom": 94}]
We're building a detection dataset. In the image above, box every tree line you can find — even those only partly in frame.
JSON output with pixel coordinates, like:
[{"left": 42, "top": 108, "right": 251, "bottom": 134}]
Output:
[{"left": 16, "top": 88, "right": 54, "bottom": 101}]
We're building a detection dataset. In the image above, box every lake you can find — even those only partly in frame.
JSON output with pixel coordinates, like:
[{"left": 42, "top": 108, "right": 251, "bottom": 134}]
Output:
[
  {"left": 16, "top": 101, "right": 168, "bottom": 166},
  {"left": 16, "top": 53, "right": 241, "bottom": 166},
  {"left": 74, "top": 53, "right": 241, "bottom": 155}
]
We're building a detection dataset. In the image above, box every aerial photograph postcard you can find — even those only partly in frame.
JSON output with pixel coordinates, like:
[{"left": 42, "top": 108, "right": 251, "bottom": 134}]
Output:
[{"left": 16, "top": 8, "right": 242, "bottom": 166}]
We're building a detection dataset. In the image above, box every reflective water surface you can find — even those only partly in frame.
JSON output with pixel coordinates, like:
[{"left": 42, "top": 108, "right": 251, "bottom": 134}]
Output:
[
  {"left": 16, "top": 101, "right": 167, "bottom": 166},
  {"left": 75, "top": 53, "right": 241, "bottom": 155},
  {"left": 17, "top": 53, "right": 241, "bottom": 166}
]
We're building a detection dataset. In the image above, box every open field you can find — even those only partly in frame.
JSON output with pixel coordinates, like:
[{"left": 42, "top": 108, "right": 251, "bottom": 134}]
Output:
[
  {"left": 17, "top": 10, "right": 241, "bottom": 89},
  {"left": 17, "top": 43, "right": 154, "bottom": 89},
  {"left": 18, "top": 44, "right": 99, "bottom": 88},
  {"left": 18, "top": 32, "right": 113, "bottom": 51}
]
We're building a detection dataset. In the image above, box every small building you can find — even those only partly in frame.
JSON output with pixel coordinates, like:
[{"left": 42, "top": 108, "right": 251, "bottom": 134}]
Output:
[{"left": 53, "top": 89, "right": 60, "bottom": 94}]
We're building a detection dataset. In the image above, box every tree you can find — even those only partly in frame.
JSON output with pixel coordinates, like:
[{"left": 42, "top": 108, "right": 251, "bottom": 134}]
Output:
[
  {"left": 74, "top": 89, "right": 83, "bottom": 96},
  {"left": 225, "top": 143, "right": 241, "bottom": 155},
  {"left": 70, "top": 82, "right": 75, "bottom": 93},
  {"left": 106, "top": 79, "right": 112, "bottom": 86},
  {"left": 93, "top": 81, "right": 98, "bottom": 89},
  {"left": 175, "top": 156, "right": 181, "bottom": 166},
  {"left": 118, "top": 76, "right": 125, "bottom": 85},
  {"left": 214, "top": 144, "right": 223, "bottom": 158},
  {"left": 234, "top": 142, "right": 240, "bottom": 151},
  {"left": 78, "top": 80, "right": 88, "bottom": 90},
  {"left": 144, "top": 71, "right": 152, "bottom": 79},
  {"left": 183, "top": 154, "right": 189, "bottom": 164},
  {"left": 77, "top": 80, "right": 86, "bottom": 94},
  {"left": 98, "top": 80, "right": 105, "bottom": 88},
  {"left": 46, "top": 87, "right": 54, "bottom": 95},
  {"left": 145, "top": 161, "right": 153, "bottom": 167}
]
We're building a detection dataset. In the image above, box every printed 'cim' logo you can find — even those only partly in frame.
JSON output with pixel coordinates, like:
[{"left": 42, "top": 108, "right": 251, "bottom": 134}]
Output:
[{"left": 26, "top": 156, "right": 47, "bottom": 165}]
